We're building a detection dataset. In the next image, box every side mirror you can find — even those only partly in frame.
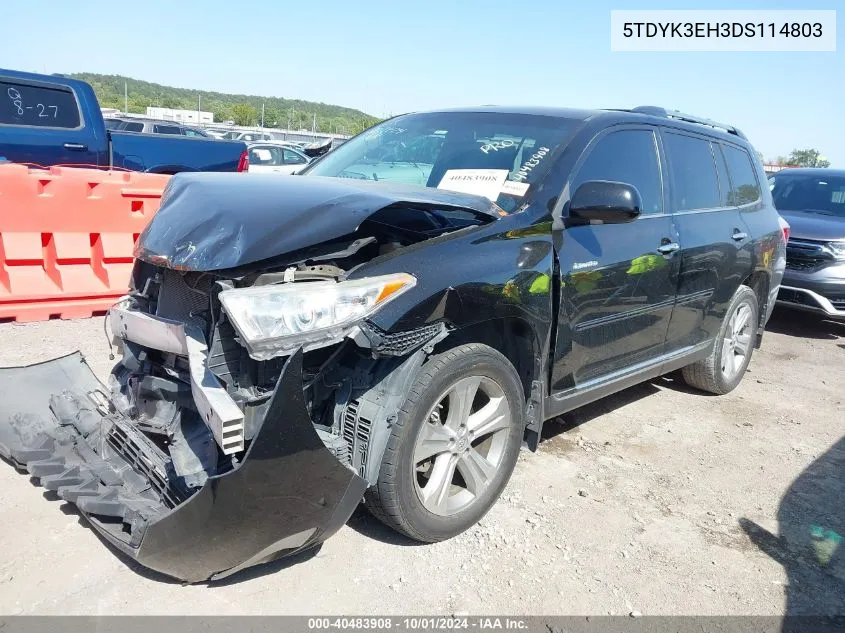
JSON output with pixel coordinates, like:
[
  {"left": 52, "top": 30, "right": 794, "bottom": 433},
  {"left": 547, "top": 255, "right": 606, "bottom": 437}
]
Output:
[{"left": 569, "top": 180, "right": 642, "bottom": 224}]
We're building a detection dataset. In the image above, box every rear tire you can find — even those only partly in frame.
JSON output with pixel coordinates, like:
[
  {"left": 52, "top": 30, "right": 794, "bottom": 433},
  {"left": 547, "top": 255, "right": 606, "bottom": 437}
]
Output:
[
  {"left": 682, "top": 285, "right": 759, "bottom": 395},
  {"left": 364, "top": 343, "right": 524, "bottom": 542}
]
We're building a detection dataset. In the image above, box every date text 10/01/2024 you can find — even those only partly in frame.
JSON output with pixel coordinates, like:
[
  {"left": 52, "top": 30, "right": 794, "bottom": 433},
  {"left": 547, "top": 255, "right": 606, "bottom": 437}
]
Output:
[{"left": 307, "top": 618, "right": 529, "bottom": 630}]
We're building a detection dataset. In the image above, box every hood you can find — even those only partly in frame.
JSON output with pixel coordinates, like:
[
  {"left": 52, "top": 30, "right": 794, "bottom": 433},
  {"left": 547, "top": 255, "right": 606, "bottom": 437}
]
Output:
[
  {"left": 136, "top": 172, "right": 500, "bottom": 271},
  {"left": 779, "top": 210, "right": 845, "bottom": 241}
]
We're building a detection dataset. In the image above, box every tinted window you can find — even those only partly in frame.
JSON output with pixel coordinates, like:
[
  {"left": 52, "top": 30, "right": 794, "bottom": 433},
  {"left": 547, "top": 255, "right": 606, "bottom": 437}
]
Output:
[
  {"left": 664, "top": 133, "right": 720, "bottom": 210},
  {"left": 573, "top": 129, "right": 663, "bottom": 214},
  {"left": 122, "top": 122, "right": 144, "bottom": 132},
  {"left": 722, "top": 145, "right": 761, "bottom": 205},
  {"left": 771, "top": 174, "right": 845, "bottom": 218},
  {"left": 283, "top": 148, "right": 307, "bottom": 164},
  {"left": 1, "top": 80, "right": 81, "bottom": 128},
  {"left": 153, "top": 125, "right": 181, "bottom": 135}
]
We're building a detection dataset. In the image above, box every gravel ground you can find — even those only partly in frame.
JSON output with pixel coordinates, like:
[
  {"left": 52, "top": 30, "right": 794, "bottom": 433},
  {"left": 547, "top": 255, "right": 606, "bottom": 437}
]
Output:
[{"left": 0, "top": 308, "right": 842, "bottom": 615}]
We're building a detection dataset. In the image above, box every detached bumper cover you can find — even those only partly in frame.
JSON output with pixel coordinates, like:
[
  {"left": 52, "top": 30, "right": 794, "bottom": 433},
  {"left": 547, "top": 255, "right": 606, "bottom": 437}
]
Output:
[{"left": 0, "top": 351, "right": 367, "bottom": 583}]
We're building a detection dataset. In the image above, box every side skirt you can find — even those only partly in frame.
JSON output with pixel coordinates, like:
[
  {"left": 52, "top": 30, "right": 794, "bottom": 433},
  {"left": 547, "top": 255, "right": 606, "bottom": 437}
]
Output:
[{"left": 543, "top": 341, "right": 712, "bottom": 420}]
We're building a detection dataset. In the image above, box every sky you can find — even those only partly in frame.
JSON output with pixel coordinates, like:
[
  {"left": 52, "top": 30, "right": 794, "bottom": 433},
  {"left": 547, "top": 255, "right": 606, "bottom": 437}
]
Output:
[{"left": 2, "top": 0, "right": 842, "bottom": 165}]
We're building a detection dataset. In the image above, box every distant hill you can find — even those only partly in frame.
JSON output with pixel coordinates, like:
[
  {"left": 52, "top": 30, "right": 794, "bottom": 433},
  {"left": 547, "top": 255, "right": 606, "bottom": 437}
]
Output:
[{"left": 67, "top": 72, "right": 379, "bottom": 135}]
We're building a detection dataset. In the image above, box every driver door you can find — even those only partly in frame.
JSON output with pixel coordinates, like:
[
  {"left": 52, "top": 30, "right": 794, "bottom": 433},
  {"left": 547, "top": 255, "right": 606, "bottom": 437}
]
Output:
[{"left": 550, "top": 126, "right": 681, "bottom": 393}]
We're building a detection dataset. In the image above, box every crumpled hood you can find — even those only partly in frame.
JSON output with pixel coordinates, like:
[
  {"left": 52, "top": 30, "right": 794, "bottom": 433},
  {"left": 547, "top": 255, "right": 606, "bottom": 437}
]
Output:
[
  {"left": 136, "top": 172, "right": 499, "bottom": 271},
  {"left": 780, "top": 210, "right": 845, "bottom": 241}
]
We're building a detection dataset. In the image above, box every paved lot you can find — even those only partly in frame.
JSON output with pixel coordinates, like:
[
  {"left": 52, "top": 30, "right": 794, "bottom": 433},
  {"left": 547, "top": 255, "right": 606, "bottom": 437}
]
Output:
[{"left": 0, "top": 309, "right": 842, "bottom": 615}]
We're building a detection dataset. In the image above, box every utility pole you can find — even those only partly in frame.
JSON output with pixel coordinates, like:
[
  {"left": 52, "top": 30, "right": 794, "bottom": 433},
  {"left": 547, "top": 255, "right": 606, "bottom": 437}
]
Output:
[
  {"left": 197, "top": 94, "right": 201, "bottom": 124},
  {"left": 124, "top": 81, "right": 128, "bottom": 114},
  {"left": 261, "top": 103, "right": 265, "bottom": 128},
  {"left": 312, "top": 112, "right": 316, "bottom": 137}
]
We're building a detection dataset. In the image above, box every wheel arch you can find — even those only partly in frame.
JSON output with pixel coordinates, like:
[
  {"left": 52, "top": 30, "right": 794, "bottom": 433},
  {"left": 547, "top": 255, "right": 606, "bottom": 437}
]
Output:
[
  {"left": 741, "top": 269, "right": 770, "bottom": 347},
  {"left": 432, "top": 317, "right": 547, "bottom": 450}
]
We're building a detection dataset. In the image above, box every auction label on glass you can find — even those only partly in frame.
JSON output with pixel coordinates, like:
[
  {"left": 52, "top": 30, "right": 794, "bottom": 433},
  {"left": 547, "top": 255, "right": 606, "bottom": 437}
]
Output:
[
  {"left": 611, "top": 10, "right": 836, "bottom": 51},
  {"left": 438, "top": 169, "right": 509, "bottom": 201}
]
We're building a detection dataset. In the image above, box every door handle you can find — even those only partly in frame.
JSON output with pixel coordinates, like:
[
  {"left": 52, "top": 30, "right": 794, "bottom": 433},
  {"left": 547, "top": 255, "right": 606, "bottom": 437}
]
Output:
[
  {"left": 731, "top": 230, "right": 748, "bottom": 242},
  {"left": 657, "top": 242, "right": 680, "bottom": 255},
  {"left": 63, "top": 143, "right": 88, "bottom": 151}
]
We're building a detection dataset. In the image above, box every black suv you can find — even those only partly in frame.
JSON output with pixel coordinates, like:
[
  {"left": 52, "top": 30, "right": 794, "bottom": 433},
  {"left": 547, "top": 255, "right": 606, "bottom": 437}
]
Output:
[
  {"left": 0, "top": 106, "right": 786, "bottom": 582},
  {"left": 770, "top": 168, "right": 845, "bottom": 318}
]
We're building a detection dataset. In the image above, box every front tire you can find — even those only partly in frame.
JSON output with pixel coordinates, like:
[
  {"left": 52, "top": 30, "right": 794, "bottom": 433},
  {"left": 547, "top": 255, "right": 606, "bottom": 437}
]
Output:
[
  {"left": 682, "top": 285, "right": 759, "bottom": 395},
  {"left": 364, "top": 343, "right": 524, "bottom": 542}
]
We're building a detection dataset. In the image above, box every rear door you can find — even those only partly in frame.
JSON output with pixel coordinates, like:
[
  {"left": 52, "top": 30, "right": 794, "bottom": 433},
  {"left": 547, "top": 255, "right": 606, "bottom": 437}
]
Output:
[
  {"left": 551, "top": 126, "right": 680, "bottom": 391},
  {"left": 0, "top": 76, "right": 102, "bottom": 166},
  {"left": 661, "top": 130, "right": 753, "bottom": 351}
]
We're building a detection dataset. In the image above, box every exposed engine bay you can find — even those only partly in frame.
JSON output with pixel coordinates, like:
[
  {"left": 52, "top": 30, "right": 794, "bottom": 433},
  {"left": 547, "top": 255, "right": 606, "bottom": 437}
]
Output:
[{"left": 113, "top": 202, "right": 471, "bottom": 488}]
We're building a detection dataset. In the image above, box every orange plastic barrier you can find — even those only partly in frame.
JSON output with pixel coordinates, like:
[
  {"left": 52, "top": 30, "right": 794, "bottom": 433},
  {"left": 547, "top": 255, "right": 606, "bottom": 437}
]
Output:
[{"left": 0, "top": 165, "right": 170, "bottom": 322}]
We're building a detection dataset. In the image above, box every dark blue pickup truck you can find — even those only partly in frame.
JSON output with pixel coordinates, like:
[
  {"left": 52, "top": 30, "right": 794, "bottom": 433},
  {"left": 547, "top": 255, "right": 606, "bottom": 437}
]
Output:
[{"left": 0, "top": 69, "right": 248, "bottom": 173}]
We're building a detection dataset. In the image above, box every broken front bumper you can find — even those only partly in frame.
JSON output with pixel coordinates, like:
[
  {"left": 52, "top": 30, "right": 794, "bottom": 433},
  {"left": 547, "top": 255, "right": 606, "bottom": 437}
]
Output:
[{"left": 0, "top": 350, "right": 367, "bottom": 583}]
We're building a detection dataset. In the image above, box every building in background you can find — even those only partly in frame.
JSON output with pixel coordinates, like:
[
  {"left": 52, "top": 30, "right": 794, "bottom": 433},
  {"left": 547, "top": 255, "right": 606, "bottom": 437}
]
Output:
[{"left": 145, "top": 107, "right": 214, "bottom": 124}]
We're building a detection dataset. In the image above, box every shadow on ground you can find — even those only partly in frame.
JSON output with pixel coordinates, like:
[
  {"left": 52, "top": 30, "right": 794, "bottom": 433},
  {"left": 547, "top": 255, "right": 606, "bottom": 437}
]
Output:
[
  {"left": 741, "top": 436, "right": 845, "bottom": 619},
  {"left": 765, "top": 308, "right": 845, "bottom": 340}
]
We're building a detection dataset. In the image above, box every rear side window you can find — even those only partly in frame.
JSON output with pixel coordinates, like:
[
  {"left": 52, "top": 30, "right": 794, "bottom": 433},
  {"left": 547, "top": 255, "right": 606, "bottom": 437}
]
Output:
[
  {"left": 663, "top": 132, "right": 720, "bottom": 210},
  {"left": 1, "top": 80, "right": 81, "bottom": 128},
  {"left": 722, "top": 145, "right": 762, "bottom": 205},
  {"left": 573, "top": 129, "right": 663, "bottom": 214},
  {"left": 153, "top": 124, "right": 181, "bottom": 135}
]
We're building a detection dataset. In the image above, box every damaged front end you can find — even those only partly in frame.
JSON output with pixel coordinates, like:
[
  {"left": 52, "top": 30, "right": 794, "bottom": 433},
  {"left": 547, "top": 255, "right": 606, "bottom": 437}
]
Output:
[{"left": 0, "top": 175, "right": 484, "bottom": 582}]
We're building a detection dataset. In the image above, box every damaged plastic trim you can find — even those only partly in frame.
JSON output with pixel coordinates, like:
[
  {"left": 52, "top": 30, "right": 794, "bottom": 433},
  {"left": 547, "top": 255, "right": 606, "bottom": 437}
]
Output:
[
  {"left": 108, "top": 303, "right": 245, "bottom": 454},
  {"left": 0, "top": 350, "right": 368, "bottom": 582}
]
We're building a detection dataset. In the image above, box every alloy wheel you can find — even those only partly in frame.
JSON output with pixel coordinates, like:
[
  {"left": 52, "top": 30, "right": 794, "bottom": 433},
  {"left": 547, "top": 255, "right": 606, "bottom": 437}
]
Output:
[
  {"left": 721, "top": 301, "right": 754, "bottom": 380},
  {"left": 412, "top": 376, "right": 512, "bottom": 516}
]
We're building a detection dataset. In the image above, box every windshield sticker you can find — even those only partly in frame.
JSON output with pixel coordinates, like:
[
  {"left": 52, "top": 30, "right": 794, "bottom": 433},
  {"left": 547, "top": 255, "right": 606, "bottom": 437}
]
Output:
[
  {"left": 501, "top": 180, "right": 530, "bottom": 197},
  {"left": 480, "top": 139, "right": 517, "bottom": 154},
  {"left": 513, "top": 146, "right": 550, "bottom": 182},
  {"left": 438, "top": 169, "right": 509, "bottom": 201}
]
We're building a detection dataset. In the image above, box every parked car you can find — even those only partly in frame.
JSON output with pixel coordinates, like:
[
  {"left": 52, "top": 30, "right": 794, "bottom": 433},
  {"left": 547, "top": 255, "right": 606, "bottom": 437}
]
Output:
[
  {"left": 0, "top": 105, "right": 785, "bottom": 582},
  {"left": 246, "top": 142, "right": 310, "bottom": 174},
  {"left": 0, "top": 69, "right": 248, "bottom": 173},
  {"left": 101, "top": 118, "right": 210, "bottom": 138},
  {"left": 770, "top": 168, "right": 845, "bottom": 318},
  {"left": 222, "top": 130, "right": 278, "bottom": 142}
]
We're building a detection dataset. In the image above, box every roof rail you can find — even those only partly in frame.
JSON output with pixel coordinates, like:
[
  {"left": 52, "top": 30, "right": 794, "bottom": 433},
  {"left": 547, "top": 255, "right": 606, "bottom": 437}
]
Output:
[{"left": 629, "top": 105, "right": 746, "bottom": 139}]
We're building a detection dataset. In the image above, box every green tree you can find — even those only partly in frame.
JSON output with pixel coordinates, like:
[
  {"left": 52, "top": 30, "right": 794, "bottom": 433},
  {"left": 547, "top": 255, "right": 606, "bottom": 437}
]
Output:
[
  {"left": 262, "top": 106, "right": 282, "bottom": 128},
  {"left": 787, "top": 149, "right": 830, "bottom": 168},
  {"left": 231, "top": 103, "right": 258, "bottom": 126}
]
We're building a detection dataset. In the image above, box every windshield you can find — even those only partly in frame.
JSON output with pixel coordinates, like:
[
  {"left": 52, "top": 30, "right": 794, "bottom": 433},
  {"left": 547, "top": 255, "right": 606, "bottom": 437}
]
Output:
[
  {"left": 304, "top": 111, "right": 582, "bottom": 213},
  {"left": 771, "top": 173, "right": 845, "bottom": 218}
]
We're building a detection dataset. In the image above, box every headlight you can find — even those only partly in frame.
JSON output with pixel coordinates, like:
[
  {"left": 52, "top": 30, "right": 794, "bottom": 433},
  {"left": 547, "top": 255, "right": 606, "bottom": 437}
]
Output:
[
  {"left": 824, "top": 241, "right": 845, "bottom": 260},
  {"left": 218, "top": 273, "right": 416, "bottom": 359}
]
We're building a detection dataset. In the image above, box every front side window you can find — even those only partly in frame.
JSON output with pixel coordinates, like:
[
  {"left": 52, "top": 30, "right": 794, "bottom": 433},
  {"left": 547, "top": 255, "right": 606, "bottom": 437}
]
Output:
[
  {"left": 663, "top": 132, "right": 720, "bottom": 211},
  {"left": 771, "top": 174, "right": 845, "bottom": 218},
  {"left": 122, "top": 122, "right": 144, "bottom": 132},
  {"left": 283, "top": 149, "right": 307, "bottom": 165},
  {"left": 305, "top": 111, "right": 583, "bottom": 212},
  {"left": 572, "top": 129, "right": 663, "bottom": 215},
  {"left": 722, "top": 144, "right": 762, "bottom": 206}
]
